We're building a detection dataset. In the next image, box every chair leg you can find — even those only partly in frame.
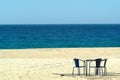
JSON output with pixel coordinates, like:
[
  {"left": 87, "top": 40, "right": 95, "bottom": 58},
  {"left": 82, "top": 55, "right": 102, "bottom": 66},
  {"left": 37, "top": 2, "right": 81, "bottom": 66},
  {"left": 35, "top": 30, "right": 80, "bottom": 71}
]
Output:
[
  {"left": 95, "top": 68, "right": 99, "bottom": 75},
  {"left": 83, "top": 67, "right": 85, "bottom": 75},
  {"left": 98, "top": 68, "right": 101, "bottom": 75},
  {"left": 101, "top": 68, "right": 103, "bottom": 75},
  {"left": 89, "top": 62, "right": 91, "bottom": 75},
  {"left": 72, "top": 67, "right": 74, "bottom": 75},
  {"left": 94, "top": 68, "right": 96, "bottom": 76},
  {"left": 101, "top": 68, "right": 103, "bottom": 76},
  {"left": 89, "top": 68, "right": 90, "bottom": 75},
  {"left": 100, "top": 68, "right": 103, "bottom": 76},
  {"left": 106, "top": 68, "right": 107, "bottom": 75},
  {"left": 83, "top": 62, "right": 86, "bottom": 75},
  {"left": 78, "top": 68, "right": 80, "bottom": 75},
  {"left": 104, "top": 68, "right": 107, "bottom": 75}
]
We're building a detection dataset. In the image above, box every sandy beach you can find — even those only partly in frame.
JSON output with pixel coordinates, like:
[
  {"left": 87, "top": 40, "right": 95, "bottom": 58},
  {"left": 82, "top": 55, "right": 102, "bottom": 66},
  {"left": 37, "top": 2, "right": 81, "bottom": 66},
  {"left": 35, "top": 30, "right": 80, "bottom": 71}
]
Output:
[{"left": 0, "top": 48, "right": 120, "bottom": 80}]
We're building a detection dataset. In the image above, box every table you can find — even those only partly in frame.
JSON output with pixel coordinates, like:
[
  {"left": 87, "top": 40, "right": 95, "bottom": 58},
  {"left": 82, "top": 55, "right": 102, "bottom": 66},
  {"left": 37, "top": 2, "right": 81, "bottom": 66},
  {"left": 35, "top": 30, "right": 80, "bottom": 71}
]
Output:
[
  {"left": 84, "top": 59, "right": 102, "bottom": 76},
  {"left": 78, "top": 58, "right": 100, "bottom": 76},
  {"left": 84, "top": 59, "right": 94, "bottom": 75}
]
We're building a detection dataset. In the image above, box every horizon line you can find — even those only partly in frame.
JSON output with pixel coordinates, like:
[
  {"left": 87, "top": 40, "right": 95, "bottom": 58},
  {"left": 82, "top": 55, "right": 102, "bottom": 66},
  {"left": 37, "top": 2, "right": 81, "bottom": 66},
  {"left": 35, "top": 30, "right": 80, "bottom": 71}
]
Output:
[{"left": 0, "top": 23, "right": 120, "bottom": 25}]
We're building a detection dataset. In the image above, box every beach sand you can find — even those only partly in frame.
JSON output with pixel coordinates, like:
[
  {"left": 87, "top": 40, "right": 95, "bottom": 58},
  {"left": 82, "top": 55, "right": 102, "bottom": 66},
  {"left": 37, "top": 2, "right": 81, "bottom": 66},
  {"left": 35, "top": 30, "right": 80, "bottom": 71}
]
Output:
[{"left": 0, "top": 48, "right": 120, "bottom": 80}]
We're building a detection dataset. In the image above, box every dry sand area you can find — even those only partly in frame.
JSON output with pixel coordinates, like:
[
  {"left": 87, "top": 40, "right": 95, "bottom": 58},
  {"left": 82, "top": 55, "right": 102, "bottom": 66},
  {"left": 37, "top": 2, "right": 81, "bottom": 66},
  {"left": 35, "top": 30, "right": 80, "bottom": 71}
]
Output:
[{"left": 0, "top": 48, "right": 120, "bottom": 80}]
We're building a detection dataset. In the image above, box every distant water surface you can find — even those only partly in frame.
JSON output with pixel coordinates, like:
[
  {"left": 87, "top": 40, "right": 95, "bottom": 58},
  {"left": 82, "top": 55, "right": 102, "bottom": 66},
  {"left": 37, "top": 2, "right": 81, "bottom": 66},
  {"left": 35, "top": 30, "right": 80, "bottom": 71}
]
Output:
[{"left": 0, "top": 24, "right": 120, "bottom": 49}]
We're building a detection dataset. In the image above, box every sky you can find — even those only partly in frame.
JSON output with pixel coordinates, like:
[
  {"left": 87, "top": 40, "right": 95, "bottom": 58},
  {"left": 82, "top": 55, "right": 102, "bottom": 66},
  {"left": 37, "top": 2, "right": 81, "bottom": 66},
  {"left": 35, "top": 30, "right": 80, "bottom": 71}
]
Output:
[{"left": 0, "top": 0, "right": 120, "bottom": 24}]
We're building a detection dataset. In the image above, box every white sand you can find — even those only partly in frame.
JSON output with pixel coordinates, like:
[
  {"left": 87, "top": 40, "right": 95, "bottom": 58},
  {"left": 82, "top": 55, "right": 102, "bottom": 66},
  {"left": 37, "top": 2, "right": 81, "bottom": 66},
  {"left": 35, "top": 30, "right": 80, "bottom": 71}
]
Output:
[{"left": 0, "top": 48, "right": 120, "bottom": 80}]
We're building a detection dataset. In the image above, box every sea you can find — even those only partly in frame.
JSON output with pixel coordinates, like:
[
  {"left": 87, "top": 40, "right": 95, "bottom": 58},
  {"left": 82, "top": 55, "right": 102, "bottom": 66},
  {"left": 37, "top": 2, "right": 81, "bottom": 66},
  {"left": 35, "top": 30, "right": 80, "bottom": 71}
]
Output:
[{"left": 0, "top": 24, "right": 120, "bottom": 49}]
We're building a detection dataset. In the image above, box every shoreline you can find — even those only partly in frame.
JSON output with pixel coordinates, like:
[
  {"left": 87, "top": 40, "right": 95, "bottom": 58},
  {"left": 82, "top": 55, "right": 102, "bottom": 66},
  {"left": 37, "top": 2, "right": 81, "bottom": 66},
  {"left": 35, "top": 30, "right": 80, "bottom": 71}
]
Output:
[
  {"left": 0, "top": 47, "right": 120, "bottom": 49},
  {"left": 0, "top": 47, "right": 120, "bottom": 59}
]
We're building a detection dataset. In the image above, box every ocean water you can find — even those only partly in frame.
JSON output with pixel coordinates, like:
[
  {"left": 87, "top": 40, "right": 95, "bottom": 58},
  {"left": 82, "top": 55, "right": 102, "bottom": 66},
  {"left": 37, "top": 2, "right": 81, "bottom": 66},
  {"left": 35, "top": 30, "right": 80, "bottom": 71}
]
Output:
[{"left": 0, "top": 24, "right": 120, "bottom": 49}]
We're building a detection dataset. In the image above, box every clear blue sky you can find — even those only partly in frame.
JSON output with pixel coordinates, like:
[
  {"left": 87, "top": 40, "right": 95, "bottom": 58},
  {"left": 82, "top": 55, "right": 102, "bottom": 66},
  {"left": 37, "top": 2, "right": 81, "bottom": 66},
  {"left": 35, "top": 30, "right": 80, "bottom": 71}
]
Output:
[{"left": 0, "top": 0, "right": 120, "bottom": 24}]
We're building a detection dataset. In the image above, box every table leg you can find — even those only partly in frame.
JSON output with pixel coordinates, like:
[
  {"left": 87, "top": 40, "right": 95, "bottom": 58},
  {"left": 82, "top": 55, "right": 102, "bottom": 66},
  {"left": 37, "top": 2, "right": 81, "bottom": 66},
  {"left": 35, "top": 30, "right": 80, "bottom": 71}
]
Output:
[
  {"left": 95, "top": 68, "right": 98, "bottom": 75},
  {"left": 85, "top": 61, "right": 88, "bottom": 75}
]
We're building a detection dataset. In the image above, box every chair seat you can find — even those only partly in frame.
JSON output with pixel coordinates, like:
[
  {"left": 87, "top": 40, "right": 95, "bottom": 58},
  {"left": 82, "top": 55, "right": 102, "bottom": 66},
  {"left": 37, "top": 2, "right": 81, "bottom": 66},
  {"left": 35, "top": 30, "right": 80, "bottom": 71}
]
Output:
[{"left": 75, "top": 66, "right": 86, "bottom": 68}]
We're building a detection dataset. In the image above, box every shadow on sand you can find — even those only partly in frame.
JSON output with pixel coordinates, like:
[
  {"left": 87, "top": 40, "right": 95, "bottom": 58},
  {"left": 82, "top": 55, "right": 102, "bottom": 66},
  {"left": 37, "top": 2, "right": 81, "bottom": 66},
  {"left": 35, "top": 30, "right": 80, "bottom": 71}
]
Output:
[{"left": 53, "top": 72, "right": 120, "bottom": 79}]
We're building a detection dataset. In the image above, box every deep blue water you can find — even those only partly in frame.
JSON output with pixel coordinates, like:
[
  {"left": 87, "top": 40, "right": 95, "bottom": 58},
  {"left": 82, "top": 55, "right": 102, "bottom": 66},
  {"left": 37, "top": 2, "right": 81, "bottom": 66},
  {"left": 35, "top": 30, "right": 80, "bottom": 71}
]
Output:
[{"left": 0, "top": 24, "right": 120, "bottom": 49}]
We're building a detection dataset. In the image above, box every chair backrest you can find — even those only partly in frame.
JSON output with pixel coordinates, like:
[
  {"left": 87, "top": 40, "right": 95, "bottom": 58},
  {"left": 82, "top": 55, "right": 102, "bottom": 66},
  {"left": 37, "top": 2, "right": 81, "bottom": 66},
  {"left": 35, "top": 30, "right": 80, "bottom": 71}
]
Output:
[
  {"left": 73, "top": 58, "right": 79, "bottom": 67},
  {"left": 103, "top": 59, "right": 107, "bottom": 67},
  {"left": 95, "top": 58, "right": 102, "bottom": 67}
]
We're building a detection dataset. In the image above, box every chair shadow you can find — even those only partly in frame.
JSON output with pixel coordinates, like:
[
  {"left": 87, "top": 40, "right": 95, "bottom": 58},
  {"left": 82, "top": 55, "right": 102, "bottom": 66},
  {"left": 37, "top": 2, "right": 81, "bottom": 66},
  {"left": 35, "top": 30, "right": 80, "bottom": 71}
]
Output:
[
  {"left": 53, "top": 73, "right": 73, "bottom": 77},
  {"left": 107, "top": 72, "right": 120, "bottom": 76},
  {"left": 53, "top": 72, "right": 120, "bottom": 77},
  {"left": 52, "top": 73, "right": 87, "bottom": 77},
  {"left": 85, "top": 73, "right": 120, "bottom": 80},
  {"left": 53, "top": 73, "right": 120, "bottom": 80}
]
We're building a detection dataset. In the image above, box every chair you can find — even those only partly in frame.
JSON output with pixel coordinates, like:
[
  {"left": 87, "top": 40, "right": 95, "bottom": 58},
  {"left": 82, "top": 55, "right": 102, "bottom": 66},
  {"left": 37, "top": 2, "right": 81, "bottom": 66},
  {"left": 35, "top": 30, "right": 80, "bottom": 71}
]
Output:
[
  {"left": 99, "top": 59, "right": 107, "bottom": 75},
  {"left": 72, "top": 58, "right": 86, "bottom": 75},
  {"left": 89, "top": 58, "right": 103, "bottom": 75}
]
